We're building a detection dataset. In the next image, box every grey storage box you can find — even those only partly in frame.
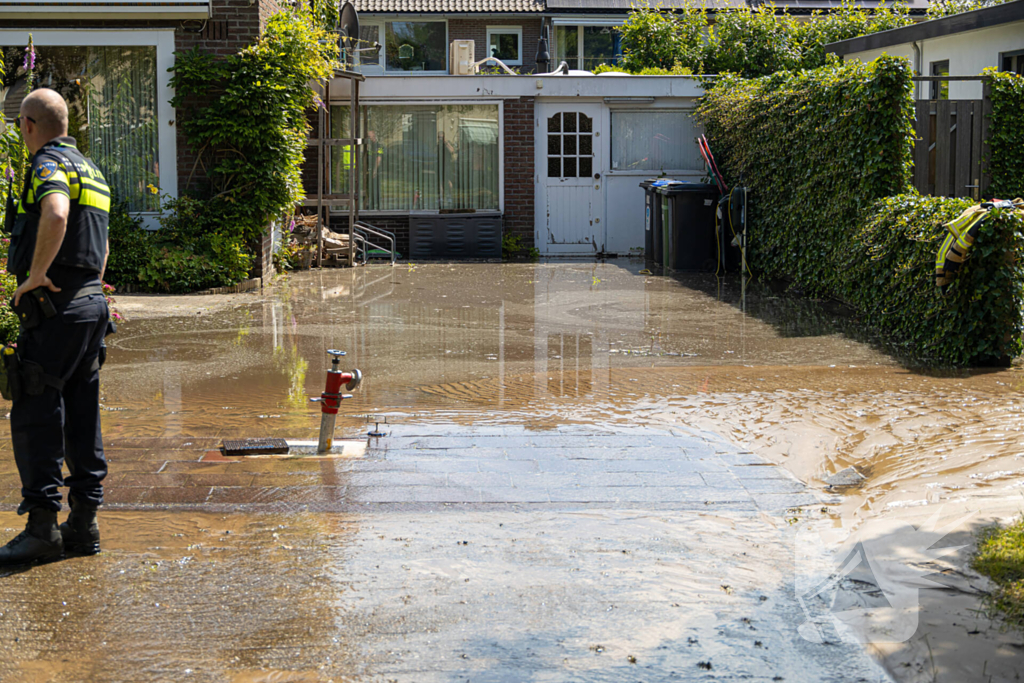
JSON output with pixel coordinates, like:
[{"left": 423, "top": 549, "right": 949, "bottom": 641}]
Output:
[{"left": 409, "top": 212, "right": 502, "bottom": 259}]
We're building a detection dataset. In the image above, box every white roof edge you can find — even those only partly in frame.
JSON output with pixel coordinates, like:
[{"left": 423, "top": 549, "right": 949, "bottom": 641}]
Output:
[
  {"left": 330, "top": 73, "right": 705, "bottom": 99},
  {"left": 0, "top": 2, "right": 209, "bottom": 20}
]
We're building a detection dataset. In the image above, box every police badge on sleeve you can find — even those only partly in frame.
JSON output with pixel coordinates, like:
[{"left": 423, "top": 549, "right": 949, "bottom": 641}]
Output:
[{"left": 35, "top": 160, "right": 58, "bottom": 180}]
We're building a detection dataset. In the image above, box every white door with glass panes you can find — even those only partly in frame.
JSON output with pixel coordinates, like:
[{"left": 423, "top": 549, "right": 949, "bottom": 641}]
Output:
[{"left": 537, "top": 103, "right": 605, "bottom": 255}]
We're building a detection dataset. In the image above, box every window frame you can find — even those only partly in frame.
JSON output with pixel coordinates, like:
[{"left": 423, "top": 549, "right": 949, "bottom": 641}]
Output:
[
  {"left": 383, "top": 20, "right": 448, "bottom": 74},
  {"left": 356, "top": 22, "right": 384, "bottom": 73},
  {"left": 552, "top": 20, "right": 623, "bottom": 71},
  {"left": 485, "top": 26, "right": 523, "bottom": 66},
  {"left": 608, "top": 108, "right": 704, "bottom": 176},
  {"left": 329, "top": 99, "right": 504, "bottom": 215},
  {"left": 1000, "top": 49, "right": 1024, "bottom": 75},
  {"left": 930, "top": 59, "right": 950, "bottom": 100},
  {"left": 0, "top": 28, "right": 177, "bottom": 227}
]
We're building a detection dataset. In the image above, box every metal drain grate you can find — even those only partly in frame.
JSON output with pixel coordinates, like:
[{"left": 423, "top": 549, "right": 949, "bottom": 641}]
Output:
[{"left": 222, "top": 438, "right": 290, "bottom": 456}]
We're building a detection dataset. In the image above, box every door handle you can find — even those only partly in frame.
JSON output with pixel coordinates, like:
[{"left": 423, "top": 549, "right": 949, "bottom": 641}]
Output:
[{"left": 594, "top": 173, "right": 601, "bottom": 180}]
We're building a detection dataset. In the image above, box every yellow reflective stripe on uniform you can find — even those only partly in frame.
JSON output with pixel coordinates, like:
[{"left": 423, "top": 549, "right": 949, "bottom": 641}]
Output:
[
  {"left": 79, "top": 188, "right": 110, "bottom": 212},
  {"left": 67, "top": 170, "right": 81, "bottom": 199},
  {"left": 936, "top": 232, "right": 956, "bottom": 270},
  {"left": 79, "top": 176, "right": 109, "bottom": 192}
]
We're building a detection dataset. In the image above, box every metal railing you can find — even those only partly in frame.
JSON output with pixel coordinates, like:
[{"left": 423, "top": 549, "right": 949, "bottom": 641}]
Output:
[{"left": 354, "top": 221, "right": 396, "bottom": 265}]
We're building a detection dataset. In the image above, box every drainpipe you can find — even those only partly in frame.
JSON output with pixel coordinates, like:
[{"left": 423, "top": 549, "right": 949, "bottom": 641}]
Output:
[
  {"left": 535, "top": 19, "right": 551, "bottom": 74},
  {"left": 912, "top": 41, "right": 922, "bottom": 100}
]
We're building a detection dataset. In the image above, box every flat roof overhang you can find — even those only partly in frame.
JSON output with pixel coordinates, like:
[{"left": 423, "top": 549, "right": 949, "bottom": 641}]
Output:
[
  {"left": 0, "top": 1, "right": 210, "bottom": 20},
  {"left": 827, "top": 0, "right": 1024, "bottom": 56},
  {"left": 329, "top": 73, "right": 706, "bottom": 99}
]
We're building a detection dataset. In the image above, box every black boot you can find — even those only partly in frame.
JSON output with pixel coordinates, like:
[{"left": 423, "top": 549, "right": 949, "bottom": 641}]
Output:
[
  {"left": 0, "top": 507, "right": 64, "bottom": 566},
  {"left": 60, "top": 495, "right": 100, "bottom": 555}
]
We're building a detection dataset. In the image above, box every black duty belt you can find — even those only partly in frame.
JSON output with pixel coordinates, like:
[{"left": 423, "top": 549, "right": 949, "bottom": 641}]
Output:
[{"left": 50, "top": 284, "right": 104, "bottom": 307}]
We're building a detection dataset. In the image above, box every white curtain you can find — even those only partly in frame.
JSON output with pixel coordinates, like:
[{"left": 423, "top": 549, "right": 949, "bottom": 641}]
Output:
[
  {"left": 87, "top": 46, "right": 159, "bottom": 212},
  {"left": 611, "top": 110, "right": 704, "bottom": 173},
  {"left": 331, "top": 104, "right": 499, "bottom": 212}
]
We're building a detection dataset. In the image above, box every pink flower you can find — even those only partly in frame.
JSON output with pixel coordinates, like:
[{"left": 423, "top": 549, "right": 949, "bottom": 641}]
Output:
[{"left": 22, "top": 44, "right": 35, "bottom": 72}]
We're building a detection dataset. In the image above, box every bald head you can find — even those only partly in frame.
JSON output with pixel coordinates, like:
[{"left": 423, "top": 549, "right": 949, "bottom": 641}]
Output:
[{"left": 21, "top": 88, "right": 68, "bottom": 140}]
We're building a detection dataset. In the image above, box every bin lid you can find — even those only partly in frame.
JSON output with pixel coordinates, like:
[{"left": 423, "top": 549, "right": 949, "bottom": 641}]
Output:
[
  {"left": 654, "top": 182, "right": 719, "bottom": 195},
  {"left": 639, "top": 179, "right": 659, "bottom": 189}
]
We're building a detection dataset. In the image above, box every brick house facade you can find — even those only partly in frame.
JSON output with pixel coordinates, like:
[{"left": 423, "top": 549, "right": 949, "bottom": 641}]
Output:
[
  {"left": 310, "top": 95, "right": 536, "bottom": 257},
  {"left": 174, "top": 0, "right": 285, "bottom": 194},
  {"left": 447, "top": 17, "right": 544, "bottom": 73}
]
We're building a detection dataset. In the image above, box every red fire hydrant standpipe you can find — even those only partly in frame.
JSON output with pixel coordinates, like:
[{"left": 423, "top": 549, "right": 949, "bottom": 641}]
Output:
[{"left": 314, "top": 349, "right": 362, "bottom": 454}]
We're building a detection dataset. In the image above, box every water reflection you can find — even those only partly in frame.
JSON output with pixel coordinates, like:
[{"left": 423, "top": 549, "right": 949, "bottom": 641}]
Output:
[{"left": 87, "top": 260, "right": 909, "bottom": 442}]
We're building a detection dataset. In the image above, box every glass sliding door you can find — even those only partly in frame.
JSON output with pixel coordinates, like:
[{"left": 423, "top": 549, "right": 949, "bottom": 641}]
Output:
[
  {"left": 331, "top": 104, "right": 499, "bottom": 212},
  {"left": 553, "top": 25, "right": 622, "bottom": 71}
]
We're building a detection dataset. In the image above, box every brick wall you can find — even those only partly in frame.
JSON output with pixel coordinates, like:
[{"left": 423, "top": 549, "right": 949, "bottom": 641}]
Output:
[
  {"left": 503, "top": 96, "right": 535, "bottom": 248},
  {"left": 447, "top": 18, "right": 543, "bottom": 74},
  {"left": 175, "top": 0, "right": 285, "bottom": 192}
]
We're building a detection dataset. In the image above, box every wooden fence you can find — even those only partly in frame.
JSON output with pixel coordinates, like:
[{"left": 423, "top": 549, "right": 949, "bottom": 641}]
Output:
[{"left": 912, "top": 76, "right": 991, "bottom": 199}]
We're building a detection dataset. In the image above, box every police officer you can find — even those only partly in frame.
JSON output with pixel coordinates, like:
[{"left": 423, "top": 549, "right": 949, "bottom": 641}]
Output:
[{"left": 0, "top": 88, "right": 112, "bottom": 566}]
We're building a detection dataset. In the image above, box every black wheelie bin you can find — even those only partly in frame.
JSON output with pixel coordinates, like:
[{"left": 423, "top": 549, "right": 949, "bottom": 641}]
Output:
[
  {"left": 639, "top": 179, "right": 664, "bottom": 265},
  {"left": 655, "top": 182, "right": 720, "bottom": 271}
]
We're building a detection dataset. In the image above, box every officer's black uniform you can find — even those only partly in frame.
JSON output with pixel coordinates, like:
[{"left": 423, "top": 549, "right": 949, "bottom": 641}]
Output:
[{"left": 7, "top": 136, "right": 112, "bottom": 515}]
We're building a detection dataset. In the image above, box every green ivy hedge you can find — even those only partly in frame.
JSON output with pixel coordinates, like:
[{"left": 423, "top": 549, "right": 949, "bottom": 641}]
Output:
[
  {"left": 698, "top": 57, "right": 1024, "bottom": 365},
  {"left": 697, "top": 56, "right": 915, "bottom": 292},
  {"left": 987, "top": 69, "right": 1024, "bottom": 199},
  {"left": 848, "top": 195, "right": 1024, "bottom": 365}
]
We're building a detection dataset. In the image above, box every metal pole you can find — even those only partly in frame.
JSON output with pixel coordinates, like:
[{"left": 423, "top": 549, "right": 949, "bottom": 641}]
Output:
[
  {"left": 741, "top": 186, "right": 748, "bottom": 314},
  {"left": 349, "top": 79, "right": 358, "bottom": 267},
  {"left": 316, "top": 78, "right": 325, "bottom": 268}
]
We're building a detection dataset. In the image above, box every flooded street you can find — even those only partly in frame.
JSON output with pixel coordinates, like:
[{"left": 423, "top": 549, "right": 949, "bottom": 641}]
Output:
[{"left": 1, "top": 260, "right": 1022, "bottom": 681}]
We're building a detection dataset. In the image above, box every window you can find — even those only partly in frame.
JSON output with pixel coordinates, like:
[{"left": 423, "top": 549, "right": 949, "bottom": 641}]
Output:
[
  {"left": 547, "top": 111, "right": 593, "bottom": 179},
  {"left": 1, "top": 44, "right": 159, "bottom": 211},
  {"left": 611, "top": 111, "right": 703, "bottom": 173},
  {"left": 486, "top": 27, "right": 522, "bottom": 66},
  {"left": 331, "top": 104, "right": 499, "bottom": 212},
  {"left": 930, "top": 60, "right": 949, "bottom": 100},
  {"left": 385, "top": 21, "right": 446, "bottom": 72},
  {"left": 357, "top": 23, "right": 382, "bottom": 68},
  {"left": 554, "top": 25, "right": 622, "bottom": 71},
  {"left": 1001, "top": 50, "right": 1024, "bottom": 75}
]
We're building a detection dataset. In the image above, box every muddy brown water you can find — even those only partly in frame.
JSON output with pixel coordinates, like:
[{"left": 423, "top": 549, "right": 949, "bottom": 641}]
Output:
[
  {"left": 100, "top": 262, "right": 1024, "bottom": 515},
  {"left": 2, "top": 260, "right": 1022, "bottom": 682}
]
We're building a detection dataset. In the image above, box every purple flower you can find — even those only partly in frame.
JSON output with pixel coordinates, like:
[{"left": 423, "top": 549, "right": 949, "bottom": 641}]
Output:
[
  {"left": 22, "top": 44, "right": 35, "bottom": 72},
  {"left": 288, "top": 218, "right": 296, "bottom": 233},
  {"left": 3, "top": 167, "right": 12, "bottom": 181}
]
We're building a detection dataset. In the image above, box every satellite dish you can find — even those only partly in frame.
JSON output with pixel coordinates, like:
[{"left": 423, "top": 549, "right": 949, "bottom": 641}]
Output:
[
  {"left": 339, "top": 2, "right": 359, "bottom": 44},
  {"left": 338, "top": 1, "right": 359, "bottom": 68}
]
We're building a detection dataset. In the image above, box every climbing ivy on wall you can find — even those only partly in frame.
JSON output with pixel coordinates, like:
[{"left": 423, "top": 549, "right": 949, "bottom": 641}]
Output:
[
  {"left": 986, "top": 68, "right": 1024, "bottom": 200},
  {"left": 698, "top": 56, "right": 1024, "bottom": 366},
  {"left": 170, "top": 9, "right": 337, "bottom": 247}
]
